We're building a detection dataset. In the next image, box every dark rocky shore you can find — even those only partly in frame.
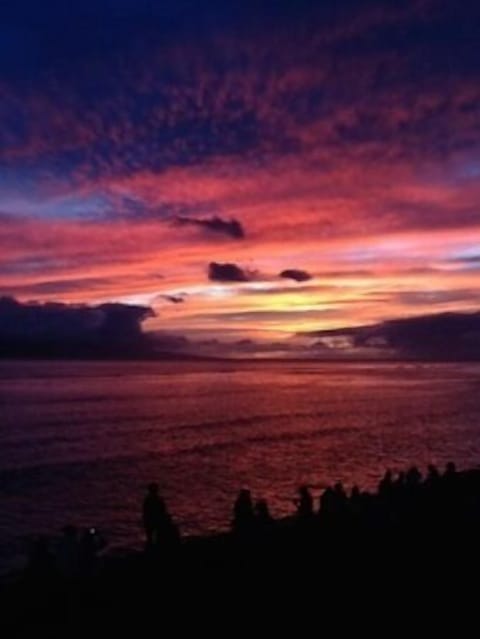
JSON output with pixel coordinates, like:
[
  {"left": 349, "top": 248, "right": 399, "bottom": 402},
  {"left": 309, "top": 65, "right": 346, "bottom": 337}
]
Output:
[{"left": 3, "top": 462, "right": 480, "bottom": 634}]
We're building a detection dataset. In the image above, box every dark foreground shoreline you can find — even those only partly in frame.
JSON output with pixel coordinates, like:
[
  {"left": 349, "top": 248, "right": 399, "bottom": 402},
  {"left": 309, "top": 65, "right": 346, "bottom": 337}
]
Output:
[{"left": 3, "top": 463, "right": 480, "bottom": 633}]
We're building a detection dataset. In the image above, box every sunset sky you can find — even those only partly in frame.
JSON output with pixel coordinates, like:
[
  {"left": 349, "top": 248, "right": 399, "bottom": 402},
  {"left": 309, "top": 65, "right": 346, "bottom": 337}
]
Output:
[{"left": 1, "top": 0, "right": 480, "bottom": 355}]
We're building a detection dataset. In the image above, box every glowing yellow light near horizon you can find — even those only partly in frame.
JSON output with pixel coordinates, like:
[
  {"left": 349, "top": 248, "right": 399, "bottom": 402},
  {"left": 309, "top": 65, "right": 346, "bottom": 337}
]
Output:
[
  {"left": 205, "top": 285, "right": 235, "bottom": 299},
  {"left": 107, "top": 292, "right": 158, "bottom": 306},
  {"left": 246, "top": 282, "right": 276, "bottom": 291}
]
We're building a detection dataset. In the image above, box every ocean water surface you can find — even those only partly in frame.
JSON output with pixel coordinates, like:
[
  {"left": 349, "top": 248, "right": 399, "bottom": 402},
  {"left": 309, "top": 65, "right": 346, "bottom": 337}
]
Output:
[{"left": 1, "top": 359, "right": 480, "bottom": 573}]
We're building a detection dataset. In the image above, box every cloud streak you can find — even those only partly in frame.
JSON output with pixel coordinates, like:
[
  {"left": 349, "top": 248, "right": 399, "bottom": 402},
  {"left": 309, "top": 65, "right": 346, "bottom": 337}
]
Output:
[
  {"left": 174, "top": 215, "right": 245, "bottom": 239},
  {"left": 279, "top": 269, "right": 312, "bottom": 282}
]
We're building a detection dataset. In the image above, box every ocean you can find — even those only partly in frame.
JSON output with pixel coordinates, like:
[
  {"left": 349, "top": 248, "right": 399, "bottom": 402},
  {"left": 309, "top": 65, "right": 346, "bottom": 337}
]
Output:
[{"left": 1, "top": 359, "right": 480, "bottom": 574}]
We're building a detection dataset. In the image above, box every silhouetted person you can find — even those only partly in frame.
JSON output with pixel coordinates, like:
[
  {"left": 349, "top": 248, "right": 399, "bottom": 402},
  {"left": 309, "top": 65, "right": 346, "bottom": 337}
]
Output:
[
  {"left": 425, "top": 465, "right": 441, "bottom": 498},
  {"left": 319, "top": 486, "right": 336, "bottom": 518},
  {"left": 295, "top": 485, "right": 314, "bottom": 519},
  {"left": 143, "top": 482, "right": 167, "bottom": 547},
  {"left": 426, "top": 464, "right": 440, "bottom": 483},
  {"left": 406, "top": 466, "right": 422, "bottom": 487},
  {"left": 27, "top": 536, "right": 55, "bottom": 583},
  {"left": 79, "top": 527, "right": 106, "bottom": 576},
  {"left": 144, "top": 484, "right": 180, "bottom": 551},
  {"left": 233, "top": 489, "right": 255, "bottom": 533},
  {"left": 255, "top": 499, "right": 274, "bottom": 529},
  {"left": 394, "top": 471, "right": 406, "bottom": 495},
  {"left": 422, "top": 464, "right": 443, "bottom": 524},
  {"left": 350, "top": 485, "right": 362, "bottom": 514},
  {"left": 444, "top": 461, "right": 457, "bottom": 481},
  {"left": 379, "top": 470, "right": 394, "bottom": 499},
  {"left": 57, "top": 525, "right": 80, "bottom": 580},
  {"left": 350, "top": 485, "right": 361, "bottom": 500},
  {"left": 332, "top": 482, "right": 349, "bottom": 524},
  {"left": 334, "top": 482, "right": 347, "bottom": 501},
  {"left": 443, "top": 461, "right": 459, "bottom": 514}
]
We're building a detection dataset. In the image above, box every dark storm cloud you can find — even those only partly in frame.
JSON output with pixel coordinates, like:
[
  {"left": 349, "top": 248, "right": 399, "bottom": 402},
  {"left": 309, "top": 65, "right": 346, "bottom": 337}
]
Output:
[
  {"left": 279, "top": 269, "right": 312, "bottom": 282},
  {"left": 208, "top": 262, "right": 252, "bottom": 283},
  {"left": 0, "top": 296, "right": 155, "bottom": 358},
  {"left": 306, "top": 311, "right": 480, "bottom": 360},
  {"left": 175, "top": 215, "right": 245, "bottom": 239}
]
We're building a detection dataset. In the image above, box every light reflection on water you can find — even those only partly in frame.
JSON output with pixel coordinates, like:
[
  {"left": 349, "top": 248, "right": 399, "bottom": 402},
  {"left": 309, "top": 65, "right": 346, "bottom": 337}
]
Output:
[{"left": 1, "top": 360, "right": 480, "bottom": 573}]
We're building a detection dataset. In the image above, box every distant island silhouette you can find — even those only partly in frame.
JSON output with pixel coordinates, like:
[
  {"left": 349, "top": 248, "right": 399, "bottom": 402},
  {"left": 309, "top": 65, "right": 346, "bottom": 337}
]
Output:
[{"left": 2, "top": 297, "right": 480, "bottom": 361}]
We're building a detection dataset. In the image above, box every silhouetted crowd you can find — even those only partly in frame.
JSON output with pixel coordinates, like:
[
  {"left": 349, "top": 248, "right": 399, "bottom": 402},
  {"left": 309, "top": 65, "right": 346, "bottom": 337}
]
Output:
[
  {"left": 229, "top": 461, "right": 480, "bottom": 540},
  {"left": 10, "top": 459, "right": 480, "bottom": 637},
  {"left": 26, "top": 525, "right": 107, "bottom": 584},
  {"left": 24, "top": 460, "right": 480, "bottom": 584}
]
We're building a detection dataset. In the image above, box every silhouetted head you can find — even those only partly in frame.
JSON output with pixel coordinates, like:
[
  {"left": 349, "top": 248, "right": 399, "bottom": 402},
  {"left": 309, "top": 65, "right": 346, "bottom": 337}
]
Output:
[
  {"left": 379, "top": 470, "right": 394, "bottom": 495},
  {"left": 406, "top": 466, "right": 422, "bottom": 485},
  {"left": 334, "top": 482, "right": 346, "bottom": 495},
  {"left": 427, "top": 464, "right": 440, "bottom": 478},
  {"left": 321, "top": 486, "right": 335, "bottom": 499},
  {"left": 233, "top": 489, "right": 254, "bottom": 525},
  {"left": 299, "top": 485, "right": 310, "bottom": 496},
  {"left": 351, "top": 485, "right": 361, "bottom": 499},
  {"left": 147, "top": 482, "right": 159, "bottom": 495},
  {"left": 445, "top": 461, "right": 457, "bottom": 475}
]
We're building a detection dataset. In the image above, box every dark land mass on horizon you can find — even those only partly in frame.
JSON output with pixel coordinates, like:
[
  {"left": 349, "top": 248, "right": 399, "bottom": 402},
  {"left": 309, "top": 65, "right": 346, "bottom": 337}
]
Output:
[
  {"left": 3, "top": 354, "right": 480, "bottom": 364},
  {"left": 1, "top": 297, "right": 480, "bottom": 361}
]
